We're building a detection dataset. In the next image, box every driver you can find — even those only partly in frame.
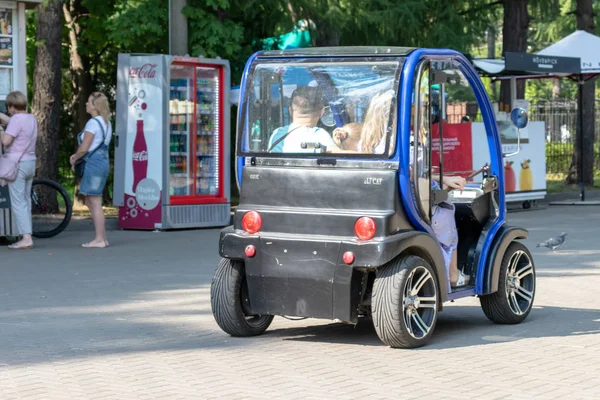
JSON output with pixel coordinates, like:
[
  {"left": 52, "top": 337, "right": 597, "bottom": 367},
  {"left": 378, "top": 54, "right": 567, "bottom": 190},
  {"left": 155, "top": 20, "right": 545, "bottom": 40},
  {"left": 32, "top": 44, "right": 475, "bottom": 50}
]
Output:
[{"left": 268, "top": 86, "right": 338, "bottom": 153}]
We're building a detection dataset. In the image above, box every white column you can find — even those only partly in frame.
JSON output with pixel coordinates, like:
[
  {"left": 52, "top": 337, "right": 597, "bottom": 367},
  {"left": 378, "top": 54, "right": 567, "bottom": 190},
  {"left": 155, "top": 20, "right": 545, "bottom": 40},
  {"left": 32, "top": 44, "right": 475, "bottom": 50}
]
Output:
[{"left": 16, "top": 1, "right": 25, "bottom": 94}]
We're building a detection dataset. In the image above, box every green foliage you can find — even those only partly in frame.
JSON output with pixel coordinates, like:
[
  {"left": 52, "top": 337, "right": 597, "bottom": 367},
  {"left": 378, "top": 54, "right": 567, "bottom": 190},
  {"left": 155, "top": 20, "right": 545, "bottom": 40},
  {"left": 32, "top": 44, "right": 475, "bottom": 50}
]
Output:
[
  {"left": 108, "top": 0, "right": 168, "bottom": 53},
  {"left": 23, "top": 0, "right": 600, "bottom": 183}
]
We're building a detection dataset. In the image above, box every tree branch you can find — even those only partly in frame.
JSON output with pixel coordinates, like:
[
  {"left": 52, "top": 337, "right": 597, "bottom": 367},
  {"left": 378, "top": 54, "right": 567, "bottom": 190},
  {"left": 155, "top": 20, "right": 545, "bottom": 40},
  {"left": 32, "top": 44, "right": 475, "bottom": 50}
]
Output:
[
  {"left": 459, "top": 0, "right": 503, "bottom": 16},
  {"left": 90, "top": 43, "right": 111, "bottom": 69}
]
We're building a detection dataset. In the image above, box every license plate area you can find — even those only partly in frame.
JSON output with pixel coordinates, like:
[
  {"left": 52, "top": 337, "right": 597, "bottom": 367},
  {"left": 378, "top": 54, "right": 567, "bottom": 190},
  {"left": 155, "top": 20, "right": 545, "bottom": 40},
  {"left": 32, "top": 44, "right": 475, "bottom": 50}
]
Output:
[{"left": 244, "top": 238, "right": 341, "bottom": 318}]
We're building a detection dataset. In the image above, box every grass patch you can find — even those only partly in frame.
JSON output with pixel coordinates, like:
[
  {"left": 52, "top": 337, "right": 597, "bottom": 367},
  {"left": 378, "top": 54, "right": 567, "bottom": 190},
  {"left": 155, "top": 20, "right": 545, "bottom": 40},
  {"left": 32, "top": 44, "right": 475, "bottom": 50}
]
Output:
[{"left": 546, "top": 173, "right": 600, "bottom": 193}]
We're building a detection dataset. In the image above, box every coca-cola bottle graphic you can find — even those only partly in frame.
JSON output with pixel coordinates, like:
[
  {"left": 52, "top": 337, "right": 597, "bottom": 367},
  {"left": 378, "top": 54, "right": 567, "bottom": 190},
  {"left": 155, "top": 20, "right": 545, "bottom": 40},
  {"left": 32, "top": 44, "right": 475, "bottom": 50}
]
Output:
[{"left": 132, "top": 120, "right": 149, "bottom": 193}]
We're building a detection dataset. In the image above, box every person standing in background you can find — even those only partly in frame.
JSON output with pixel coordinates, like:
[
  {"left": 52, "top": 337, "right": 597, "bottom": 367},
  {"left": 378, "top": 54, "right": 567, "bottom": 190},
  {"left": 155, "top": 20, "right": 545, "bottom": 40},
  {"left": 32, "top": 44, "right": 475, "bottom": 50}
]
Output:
[
  {"left": 0, "top": 91, "right": 38, "bottom": 249},
  {"left": 69, "top": 92, "right": 112, "bottom": 248}
]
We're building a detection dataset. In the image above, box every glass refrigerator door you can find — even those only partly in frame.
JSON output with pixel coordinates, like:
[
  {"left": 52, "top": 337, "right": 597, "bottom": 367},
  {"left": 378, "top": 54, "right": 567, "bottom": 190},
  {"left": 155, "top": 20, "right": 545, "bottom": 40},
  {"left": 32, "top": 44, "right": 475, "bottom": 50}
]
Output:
[
  {"left": 168, "top": 64, "right": 194, "bottom": 198},
  {"left": 194, "top": 67, "right": 220, "bottom": 197}
]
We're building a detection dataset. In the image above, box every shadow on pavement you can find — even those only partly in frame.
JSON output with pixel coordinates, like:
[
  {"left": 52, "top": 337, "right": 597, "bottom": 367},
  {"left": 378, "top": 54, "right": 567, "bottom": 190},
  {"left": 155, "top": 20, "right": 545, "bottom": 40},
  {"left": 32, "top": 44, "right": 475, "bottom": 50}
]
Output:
[
  {"left": 271, "top": 304, "right": 600, "bottom": 349},
  {"left": 1, "top": 207, "right": 600, "bottom": 366}
]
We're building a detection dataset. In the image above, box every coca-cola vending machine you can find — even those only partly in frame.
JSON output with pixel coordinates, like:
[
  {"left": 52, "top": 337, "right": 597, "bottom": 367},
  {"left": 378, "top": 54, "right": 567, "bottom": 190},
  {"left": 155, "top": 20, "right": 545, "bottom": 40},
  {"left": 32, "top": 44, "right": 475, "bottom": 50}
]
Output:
[{"left": 113, "top": 54, "right": 231, "bottom": 230}]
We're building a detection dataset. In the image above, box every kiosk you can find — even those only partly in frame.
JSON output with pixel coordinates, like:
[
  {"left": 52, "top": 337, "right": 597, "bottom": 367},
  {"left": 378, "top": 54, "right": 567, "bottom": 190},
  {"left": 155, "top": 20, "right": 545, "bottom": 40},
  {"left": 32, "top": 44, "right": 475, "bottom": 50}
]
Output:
[
  {"left": 0, "top": 0, "right": 41, "bottom": 238},
  {"left": 113, "top": 54, "right": 231, "bottom": 230}
]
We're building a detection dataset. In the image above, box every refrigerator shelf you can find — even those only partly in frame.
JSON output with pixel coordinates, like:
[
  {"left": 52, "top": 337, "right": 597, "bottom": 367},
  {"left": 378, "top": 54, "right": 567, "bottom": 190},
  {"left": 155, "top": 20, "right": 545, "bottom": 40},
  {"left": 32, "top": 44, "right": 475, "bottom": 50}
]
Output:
[
  {"left": 196, "top": 132, "right": 216, "bottom": 136},
  {"left": 170, "top": 152, "right": 188, "bottom": 156},
  {"left": 197, "top": 153, "right": 216, "bottom": 157},
  {"left": 171, "top": 173, "right": 188, "bottom": 177},
  {"left": 197, "top": 109, "right": 215, "bottom": 115},
  {"left": 170, "top": 131, "right": 188, "bottom": 135}
]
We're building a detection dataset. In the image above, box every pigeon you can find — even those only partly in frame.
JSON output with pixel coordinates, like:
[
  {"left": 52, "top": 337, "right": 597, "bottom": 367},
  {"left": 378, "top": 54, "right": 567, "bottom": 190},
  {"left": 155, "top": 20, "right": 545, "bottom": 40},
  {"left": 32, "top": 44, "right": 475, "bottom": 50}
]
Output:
[{"left": 536, "top": 232, "right": 567, "bottom": 251}]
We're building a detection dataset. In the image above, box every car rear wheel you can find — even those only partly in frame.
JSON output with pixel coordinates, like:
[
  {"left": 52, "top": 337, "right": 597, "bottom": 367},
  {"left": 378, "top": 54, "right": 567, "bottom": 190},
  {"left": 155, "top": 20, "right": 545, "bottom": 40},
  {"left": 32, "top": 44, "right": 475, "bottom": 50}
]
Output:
[
  {"left": 480, "top": 242, "right": 536, "bottom": 324},
  {"left": 372, "top": 255, "right": 439, "bottom": 348},
  {"left": 211, "top": 258, "right": 274, "bottom": 336}
]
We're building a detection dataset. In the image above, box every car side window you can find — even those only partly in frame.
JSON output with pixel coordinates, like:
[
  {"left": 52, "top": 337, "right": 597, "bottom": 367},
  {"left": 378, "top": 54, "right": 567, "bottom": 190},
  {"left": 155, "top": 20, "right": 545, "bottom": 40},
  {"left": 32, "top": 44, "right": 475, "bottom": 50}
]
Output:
[
  {"left": 413, "top": 62, "right": 432, "bottom": 223},
  {"left": 441, "top": 62, "right": 491, "bottom": 185}
]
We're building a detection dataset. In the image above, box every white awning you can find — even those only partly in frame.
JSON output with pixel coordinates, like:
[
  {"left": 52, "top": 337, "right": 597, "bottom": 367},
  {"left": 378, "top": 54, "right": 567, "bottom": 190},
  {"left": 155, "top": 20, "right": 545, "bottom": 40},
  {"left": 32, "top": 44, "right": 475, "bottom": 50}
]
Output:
[
  {"left": 472, "top": 59, "right": 506, "bottom": 74},
  {"left": 537, "top": 30, "right": 600, "bottom": 74}
]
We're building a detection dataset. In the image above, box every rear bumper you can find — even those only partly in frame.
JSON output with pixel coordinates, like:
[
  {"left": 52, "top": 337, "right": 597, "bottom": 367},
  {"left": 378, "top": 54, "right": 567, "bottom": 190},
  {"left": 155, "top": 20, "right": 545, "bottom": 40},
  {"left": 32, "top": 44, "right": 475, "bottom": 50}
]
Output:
[
  {"left": 218, "top": 226, "right": 446, "bottom": 322},
  {"left": 219, "top": 226, "right": 412, "bottom": 267}
]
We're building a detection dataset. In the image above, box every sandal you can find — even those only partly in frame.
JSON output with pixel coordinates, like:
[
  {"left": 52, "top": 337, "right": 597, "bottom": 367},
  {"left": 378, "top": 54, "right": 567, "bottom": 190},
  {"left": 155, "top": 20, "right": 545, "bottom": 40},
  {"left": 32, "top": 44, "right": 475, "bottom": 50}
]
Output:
[{"left": 451, "top": 270, "right": 470, "bottom": 288}]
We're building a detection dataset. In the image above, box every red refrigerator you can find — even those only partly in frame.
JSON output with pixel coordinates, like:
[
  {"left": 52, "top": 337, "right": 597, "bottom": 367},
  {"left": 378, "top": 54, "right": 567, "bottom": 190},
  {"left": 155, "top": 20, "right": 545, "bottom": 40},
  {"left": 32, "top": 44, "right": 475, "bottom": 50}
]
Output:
[{"left": 113, "top": 54, "right": 231, "bottom": 230}]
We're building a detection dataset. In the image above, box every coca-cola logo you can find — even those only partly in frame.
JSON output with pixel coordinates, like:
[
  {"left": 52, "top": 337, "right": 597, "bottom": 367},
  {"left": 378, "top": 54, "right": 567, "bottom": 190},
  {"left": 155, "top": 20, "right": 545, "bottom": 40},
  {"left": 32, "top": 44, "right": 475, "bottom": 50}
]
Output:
[
  {"left": 133, "top": 150, "right": 148, "bottom": 161},
  {"left": 129, "top": 64, "right": 157, "bottom": 79}
]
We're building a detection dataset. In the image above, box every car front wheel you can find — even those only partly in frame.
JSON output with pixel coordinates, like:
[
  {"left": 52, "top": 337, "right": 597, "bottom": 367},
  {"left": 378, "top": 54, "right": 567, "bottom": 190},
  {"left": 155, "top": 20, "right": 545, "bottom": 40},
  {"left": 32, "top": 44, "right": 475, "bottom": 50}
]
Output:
[{"left": 480, "top": 242, "right": 536, "bottom": 324}]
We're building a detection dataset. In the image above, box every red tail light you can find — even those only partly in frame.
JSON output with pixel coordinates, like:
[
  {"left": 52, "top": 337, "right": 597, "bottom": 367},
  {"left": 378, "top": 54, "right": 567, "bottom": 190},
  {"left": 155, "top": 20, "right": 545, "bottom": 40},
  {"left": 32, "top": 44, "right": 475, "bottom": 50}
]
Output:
[
  {"left": 244, "top": 245, "right": 256, "bottom": 258},
  {"left": 343, "top": 251, "right": 355, "bottom": 265},
  {"left": 242, "top": 211, "right": 262, "bottom": 234},
  {"left": 354, "top": 217, "right": 376, "bottom": 240}
]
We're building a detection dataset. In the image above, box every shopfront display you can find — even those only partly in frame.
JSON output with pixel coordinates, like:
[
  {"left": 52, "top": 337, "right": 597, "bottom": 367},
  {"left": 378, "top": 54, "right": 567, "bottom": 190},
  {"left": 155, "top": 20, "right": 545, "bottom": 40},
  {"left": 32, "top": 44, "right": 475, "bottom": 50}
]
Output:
[
  {"left": 113, "top": 54, "right": 231, "bottom": 230},
  {"left": 0, "top": 1, "right": 40, "bottom": 108}
]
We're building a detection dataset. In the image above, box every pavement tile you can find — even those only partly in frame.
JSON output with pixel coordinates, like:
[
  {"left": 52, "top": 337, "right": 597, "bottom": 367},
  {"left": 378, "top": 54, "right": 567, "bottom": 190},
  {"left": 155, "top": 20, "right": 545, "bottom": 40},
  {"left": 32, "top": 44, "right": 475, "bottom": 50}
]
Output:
[{"left": 1, "top": 208, "right": 600, "bottom": 399}]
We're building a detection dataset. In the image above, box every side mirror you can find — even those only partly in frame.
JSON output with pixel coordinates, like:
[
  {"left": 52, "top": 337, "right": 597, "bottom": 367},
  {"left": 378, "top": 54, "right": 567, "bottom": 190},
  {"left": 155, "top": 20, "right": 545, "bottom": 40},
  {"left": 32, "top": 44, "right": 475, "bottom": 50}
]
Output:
[
  {"left": 510, "top": 107, "right": 528, "bottom": 129},
  {"left": 504, "top": 107, "right": 528, "bottom": 158}
]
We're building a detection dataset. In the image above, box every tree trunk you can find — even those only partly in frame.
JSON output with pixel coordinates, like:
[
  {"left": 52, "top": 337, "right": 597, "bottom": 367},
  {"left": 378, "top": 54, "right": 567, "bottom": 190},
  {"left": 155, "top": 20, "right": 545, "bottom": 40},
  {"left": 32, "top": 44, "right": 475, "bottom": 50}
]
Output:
[
  {"left": 499, "top": 0, "right": 529, "bottom": 112},
  {"left": 31, "top": 0, "right": 63, "bottom": 213},
  {"left": 64, "top": 0, "right": 93, "bottom": 208},
  {"left": 487, "top": 27, "right": 497, "bottom": 101},
  {"left": 32, "top": 0, "right": 62, "bottom": 182},
  {"left": 565, "top": 0, "right": 595, "bottom": 186},
  {"left": 551, "top": 79, "right": 560, "bottom": 100}
]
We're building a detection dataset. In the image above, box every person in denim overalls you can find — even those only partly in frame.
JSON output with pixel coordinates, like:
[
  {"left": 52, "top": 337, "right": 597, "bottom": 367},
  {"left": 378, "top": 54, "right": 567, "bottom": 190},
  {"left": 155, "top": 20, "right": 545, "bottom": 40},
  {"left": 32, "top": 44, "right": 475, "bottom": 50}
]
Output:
[{"left": 70, "top": 92, "right": 112, "bottom": 248}]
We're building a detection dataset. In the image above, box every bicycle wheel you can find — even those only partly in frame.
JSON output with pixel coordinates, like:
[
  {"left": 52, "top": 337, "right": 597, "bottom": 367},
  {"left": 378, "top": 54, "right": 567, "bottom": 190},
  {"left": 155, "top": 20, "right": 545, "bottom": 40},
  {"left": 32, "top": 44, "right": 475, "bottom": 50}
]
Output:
[{"left": 31, "top": 179, "right": 73, "bottom": 238}]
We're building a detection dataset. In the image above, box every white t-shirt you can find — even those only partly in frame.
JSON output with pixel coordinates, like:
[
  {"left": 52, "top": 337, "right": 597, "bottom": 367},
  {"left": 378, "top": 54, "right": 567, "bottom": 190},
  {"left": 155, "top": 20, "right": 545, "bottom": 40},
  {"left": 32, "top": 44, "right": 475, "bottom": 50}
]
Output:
[
  {"left": 268, "top": 123, "right": 336, "bottom": 153},
  {"left": 78, "top": 116, "right": 112, "bottom": 152}
]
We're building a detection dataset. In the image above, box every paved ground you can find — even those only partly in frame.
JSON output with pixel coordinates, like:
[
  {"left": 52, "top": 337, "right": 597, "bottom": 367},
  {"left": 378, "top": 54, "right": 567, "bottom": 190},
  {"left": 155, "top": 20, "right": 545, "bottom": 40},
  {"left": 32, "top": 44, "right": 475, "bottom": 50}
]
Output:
[{"left": 1, "top": 205, "right": 599, "bottom": 399}]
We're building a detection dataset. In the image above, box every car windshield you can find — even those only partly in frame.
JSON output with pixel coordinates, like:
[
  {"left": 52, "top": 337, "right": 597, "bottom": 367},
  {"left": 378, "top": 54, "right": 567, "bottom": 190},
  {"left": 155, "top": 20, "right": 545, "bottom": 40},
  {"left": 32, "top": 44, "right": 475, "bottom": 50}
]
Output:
[{"left": 238, "top": 58, "right": 403, "bottom": 157}]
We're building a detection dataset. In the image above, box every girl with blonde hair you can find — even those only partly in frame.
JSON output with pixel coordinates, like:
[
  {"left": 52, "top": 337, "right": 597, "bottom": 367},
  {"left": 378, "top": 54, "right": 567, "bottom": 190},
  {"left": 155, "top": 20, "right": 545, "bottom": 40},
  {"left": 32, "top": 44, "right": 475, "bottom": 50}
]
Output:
[
  {"left": 360, "top": 89, "right": 468, "bottom": 290},
  {"left": 70, "top": 92, "right": 112, "bottom": 248},
  {"left": 360, "top": 90, "right": 395, "bottom": 154}
]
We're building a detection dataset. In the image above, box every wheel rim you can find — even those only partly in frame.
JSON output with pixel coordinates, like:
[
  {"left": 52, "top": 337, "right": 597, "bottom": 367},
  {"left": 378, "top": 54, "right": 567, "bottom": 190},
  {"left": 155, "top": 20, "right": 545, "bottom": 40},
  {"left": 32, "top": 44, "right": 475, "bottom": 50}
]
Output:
[
  {"left": 505, "top": 250, "right": 535, "bottom": 316},
  {"left": 240, "top": 277, "right": 270, "bottom": 326},
  {"left": 403, "top": 266, "right": 437, "bottom": 339}
]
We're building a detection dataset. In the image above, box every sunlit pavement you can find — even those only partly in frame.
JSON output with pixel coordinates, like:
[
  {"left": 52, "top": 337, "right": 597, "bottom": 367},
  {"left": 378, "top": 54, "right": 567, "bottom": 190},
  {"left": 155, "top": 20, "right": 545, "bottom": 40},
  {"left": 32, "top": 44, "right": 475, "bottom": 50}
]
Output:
[{"left": 1, "top": 205, "right": 599, "bottom": 399}]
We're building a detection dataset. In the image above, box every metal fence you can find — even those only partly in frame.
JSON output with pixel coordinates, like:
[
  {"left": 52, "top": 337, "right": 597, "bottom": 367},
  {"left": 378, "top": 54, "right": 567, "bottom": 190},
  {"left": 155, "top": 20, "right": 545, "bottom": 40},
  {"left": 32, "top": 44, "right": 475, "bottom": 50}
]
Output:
[{"left": 529, "top": 100, "right": 600, "bottom": 174}]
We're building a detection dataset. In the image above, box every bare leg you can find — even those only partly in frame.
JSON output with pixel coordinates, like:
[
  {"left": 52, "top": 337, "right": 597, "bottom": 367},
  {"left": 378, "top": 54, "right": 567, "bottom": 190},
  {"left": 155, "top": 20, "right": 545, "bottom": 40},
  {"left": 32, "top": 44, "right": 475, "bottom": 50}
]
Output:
[
  {"left": 449, "top": 251, "right": 459, "bottom": 284},
  {"left": 82, "top": 195, "right": 108, "bottom": 248}
]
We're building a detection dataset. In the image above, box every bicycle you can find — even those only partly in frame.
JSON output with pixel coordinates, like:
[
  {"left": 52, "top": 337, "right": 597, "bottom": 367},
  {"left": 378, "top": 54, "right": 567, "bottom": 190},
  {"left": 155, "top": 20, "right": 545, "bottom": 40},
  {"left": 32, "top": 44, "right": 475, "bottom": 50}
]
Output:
[{"left": 31, "top": 179, "right": 73, "bottom": 238}]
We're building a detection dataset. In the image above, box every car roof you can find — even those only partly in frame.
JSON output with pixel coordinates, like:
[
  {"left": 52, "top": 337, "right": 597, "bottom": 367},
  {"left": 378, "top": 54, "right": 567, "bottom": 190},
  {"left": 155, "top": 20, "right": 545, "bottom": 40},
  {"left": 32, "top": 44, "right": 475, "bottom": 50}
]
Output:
[{"left": 259, "top": 46, "right": 418, "bottom": 58}]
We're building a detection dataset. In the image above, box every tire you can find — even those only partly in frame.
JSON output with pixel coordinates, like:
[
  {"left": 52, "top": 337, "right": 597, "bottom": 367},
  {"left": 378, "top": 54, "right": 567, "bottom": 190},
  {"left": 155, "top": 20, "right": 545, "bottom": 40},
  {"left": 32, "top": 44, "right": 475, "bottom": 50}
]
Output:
[
  {"left": 480, "top": 242, "right": 536, "bottom": 324},
  {"left": 372, "top": 255, "right": 439, "bottom": 348},
  {"left": 31, "top": 179, "right": 73, "bottom": 239},
  {"left": 211, "top": 258, "right": 274, "bottom": 337}
]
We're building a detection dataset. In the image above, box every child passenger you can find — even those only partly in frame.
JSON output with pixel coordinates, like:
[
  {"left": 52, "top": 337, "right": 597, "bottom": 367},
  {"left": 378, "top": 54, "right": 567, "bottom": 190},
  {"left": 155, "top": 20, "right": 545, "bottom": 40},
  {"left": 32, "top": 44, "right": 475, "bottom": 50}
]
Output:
[
  {"left": 332, "top": 122, "right": 362, "bottom": 151},
  {"left": 360, "top": 90, "right": 469, "bottom": 291}
]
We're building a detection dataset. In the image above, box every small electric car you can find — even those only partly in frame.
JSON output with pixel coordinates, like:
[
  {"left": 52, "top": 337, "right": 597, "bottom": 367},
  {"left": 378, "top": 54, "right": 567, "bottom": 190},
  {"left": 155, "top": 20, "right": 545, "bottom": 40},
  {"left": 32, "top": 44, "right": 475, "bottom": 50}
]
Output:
[{"left": 211, "top": 47, "right": 536, "bottom": 348}]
